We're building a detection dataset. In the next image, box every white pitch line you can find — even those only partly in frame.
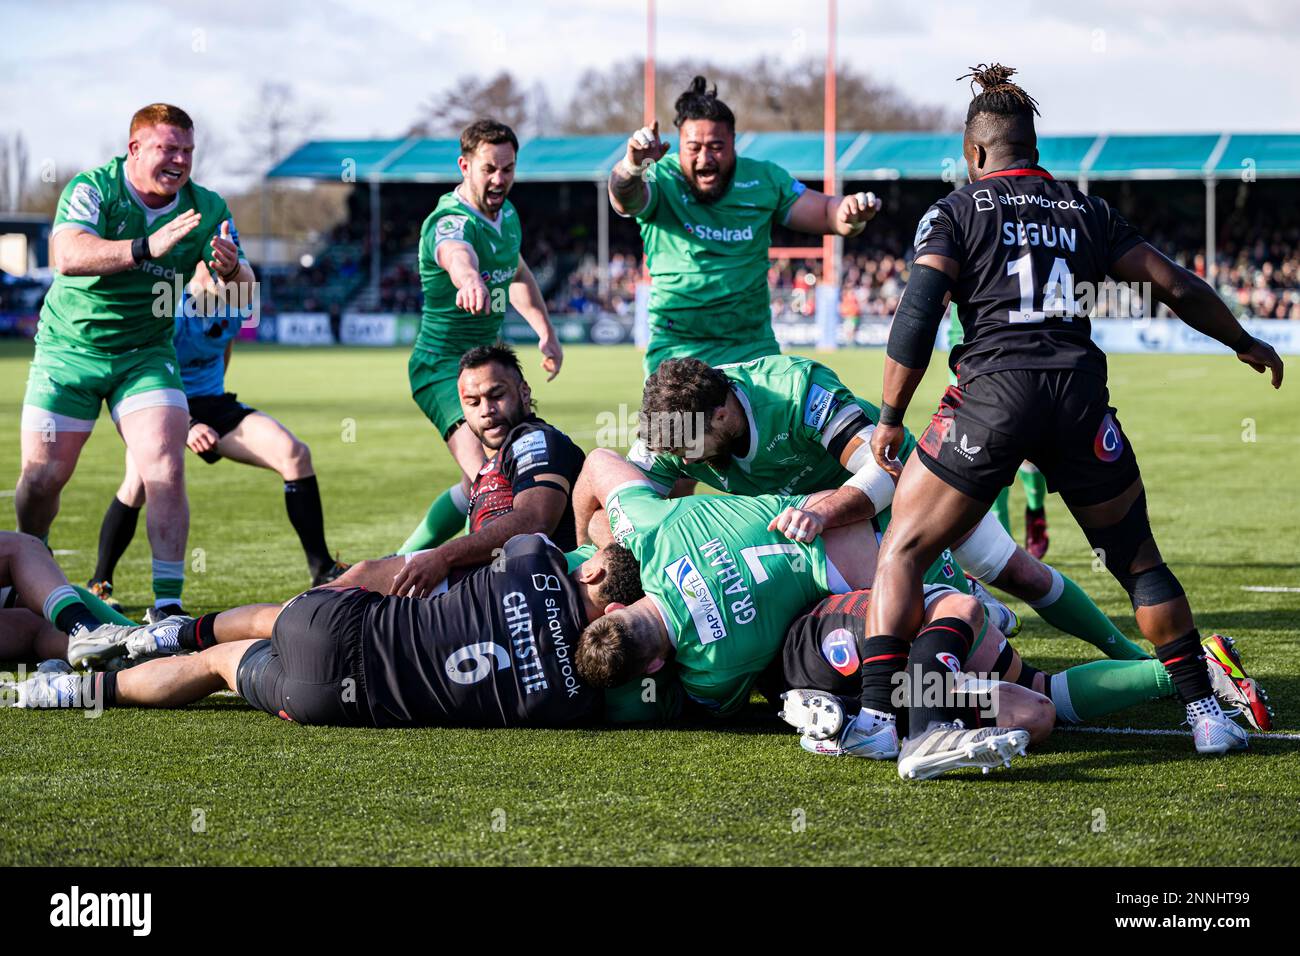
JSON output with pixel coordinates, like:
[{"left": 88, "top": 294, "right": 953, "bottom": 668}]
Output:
[
  {"left": 52, "top": 549, "right": 79, "bottom": 556},
  {"left": 1058, "top": 725, "right": 1300, "bottom": 741},
  {"left": 1241, "top": 586, "right": 1300, "bottom": 593},
  {"left": 0, "top": 490, "right": 14, "bottom": 498}
]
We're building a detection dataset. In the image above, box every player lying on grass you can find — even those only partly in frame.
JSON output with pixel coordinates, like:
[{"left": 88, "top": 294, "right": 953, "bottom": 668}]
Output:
[
  {"left": 87, "top": 289, "right": 348, "bottom": 612},
  {"left": 400, "top": 120, "right": 563, "bottom": 556},
  {"left": 17, "top": 103, "right": 253, "bottom": 617},
  {"left": 0, "top": 531, "right": 157, "bottom": 667},
  {"left": 330, "top": 344, "right": 586, "bottom": 598},
  {"left": 776, "top": 590, "right": 1271, "bottom": 772},
  {"left": 571, "top": 447, "right": 1041, "bottom": 777},
  {"left": 611, "top": 354, "right": 1150, "bottom": 661},
  {"left": 7, "top": 535, "right": 673, "bottom": 727},
  {"left": 866, "top": 64, "right": 1284, "bottom": 757}
]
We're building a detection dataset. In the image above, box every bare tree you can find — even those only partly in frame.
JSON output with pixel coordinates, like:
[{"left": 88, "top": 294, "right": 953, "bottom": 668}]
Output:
[
  {"left": 411, "top": 72, "right": 552, "bottom": 138},
  {"left": 558, "top": 57, "right": 956, "bottom": 134},
  {"left": 237, "top": 82, "right": 326, "bottom": 244},
  {"left": 0, "top": 132, "right": 31, "bottom": 212}
]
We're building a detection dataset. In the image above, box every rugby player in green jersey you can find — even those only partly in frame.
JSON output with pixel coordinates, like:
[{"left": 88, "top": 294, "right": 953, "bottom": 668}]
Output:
[
  {"left": 16, "top": 104, "right": 252, "bottom": 616},
  {"left": 399, "top": 120, "right": 563, "bottom": 556},
  {"left": 571, "top": 448, "right": 1040, "bottom": 776},
  {"left": 588, "top": 354, "right": 1152, "bottom": 662},
  {"left": 608, "top": 77, "right": 882, "bottom": 376}
]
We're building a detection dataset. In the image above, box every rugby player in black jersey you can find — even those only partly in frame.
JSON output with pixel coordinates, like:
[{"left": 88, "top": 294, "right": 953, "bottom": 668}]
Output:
[
  {"left": 863, "top": 64, "right": 1282, "bottom": 771},
  {"left": 15, "top": 533, "right": 644, "bottom": 728},
  {"left": 332, "top": 343, "right": 587, "bottom": 597}
]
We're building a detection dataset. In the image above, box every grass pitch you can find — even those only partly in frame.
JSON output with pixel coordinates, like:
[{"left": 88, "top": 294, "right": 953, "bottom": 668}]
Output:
[{"left": 1, "top": 341, "right": 1297, "bottom": 866}]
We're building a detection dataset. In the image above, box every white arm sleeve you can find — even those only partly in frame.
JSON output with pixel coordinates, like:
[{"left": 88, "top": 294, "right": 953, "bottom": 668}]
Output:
[{"left": 841, "top": 427, "right": 896, "bottom": 514}]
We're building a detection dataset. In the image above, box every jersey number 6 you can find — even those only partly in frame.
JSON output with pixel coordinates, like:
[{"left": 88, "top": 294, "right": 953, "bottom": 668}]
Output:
[{"left": 445, "top": 642, "right": 511, "bottom": 685}]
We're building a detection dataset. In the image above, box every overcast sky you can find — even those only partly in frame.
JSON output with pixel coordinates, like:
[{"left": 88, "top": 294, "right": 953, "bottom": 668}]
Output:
[{"left": 5, "top": 0, "right": 1300, "bottom": 191}]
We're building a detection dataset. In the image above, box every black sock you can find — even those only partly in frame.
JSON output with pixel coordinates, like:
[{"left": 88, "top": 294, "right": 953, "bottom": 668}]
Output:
[
  {"left": 99, "top": 671, "right": 119, "bottom": 708},
  {"left": 178, "top": 612, "right": 222, "bottom": 651},
  {"left": 1155, "top": 629, "right": 1211, "bottom": 704},
  {"left": 859, "top": 635, "right": 910, "bottom": 716},
  {"left": 903, "top": 617, "right": 974, "bottom": 734},
  {"left": 93, "top": 496, "right": 141, "bottom": 584},
  {"left": 55, "top": 602, "right": 101, "bottom": 639},
  {"left": 283, "top": 476, "right": 332, "bottom": 575},
  {"left": 1026, "top": 506, "right": 1045, "bottom": 520}
]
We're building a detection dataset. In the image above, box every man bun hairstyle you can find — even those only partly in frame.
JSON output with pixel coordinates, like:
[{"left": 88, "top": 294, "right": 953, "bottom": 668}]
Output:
[
  {"left": 460, "top": 118, "right": 519, "bottom": 157},
  {"left": 673, "top": 76, "right": 735, "bottom": 131},
  {"left": 130, "top": 103, "right": 194, "bottom": 136},
  {"left": 959, "top": 63, "right": 1040, "bottom": 125}
]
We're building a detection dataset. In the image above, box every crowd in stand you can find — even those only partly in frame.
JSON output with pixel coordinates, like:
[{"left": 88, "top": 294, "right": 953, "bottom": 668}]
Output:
[{"left": 240, "top": 195, "right": 1300, "bottom": 321}]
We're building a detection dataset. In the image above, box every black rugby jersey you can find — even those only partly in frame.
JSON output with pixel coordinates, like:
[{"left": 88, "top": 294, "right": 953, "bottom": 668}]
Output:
[
  {"left": 913, "top": 161, "right": 1145, "bottom": 382},
  {"left": 360, "top": 534, "right": 597, "bottom": 727}
]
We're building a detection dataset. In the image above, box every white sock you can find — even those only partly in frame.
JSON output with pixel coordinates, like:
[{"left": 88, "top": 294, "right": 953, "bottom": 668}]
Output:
[{"left": 449, "top": 483, "right": 470, "bottom": 514}]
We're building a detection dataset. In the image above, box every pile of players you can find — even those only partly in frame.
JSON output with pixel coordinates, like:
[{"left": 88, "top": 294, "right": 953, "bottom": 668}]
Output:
[{"left": 4, "top": 65, "right": 1283, "bottom": 781}]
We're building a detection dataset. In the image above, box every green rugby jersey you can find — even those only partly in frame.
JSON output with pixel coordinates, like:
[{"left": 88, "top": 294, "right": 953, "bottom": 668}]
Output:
[
  {"left": 635, "top": 153, "right": 805, "bottom": 343},
  {"left": 628, "top": 354, "right": 965, "bottom": 591},
  {"left": 605, "top": 481, "right": 828, "bottom": 715},
  {"left": 416, "top": 188, "right": 522, "bottom": 355},
  {"left": 629, "top": 354, "right": 918, "bottom": 499},
  {"left": 41, "top": 157, "right": 240, "bottom": 353}
]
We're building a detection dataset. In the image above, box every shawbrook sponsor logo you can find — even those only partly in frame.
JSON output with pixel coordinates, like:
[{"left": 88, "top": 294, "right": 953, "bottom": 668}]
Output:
[
  {"left": 50, "top": 885, "right": 151, "bottom": 936},
  {"left": 684, "top": 222, "right": 753, "bottom": 242},
  {"left": 665, "top": 555, "right": 727, "bottom": 644}
]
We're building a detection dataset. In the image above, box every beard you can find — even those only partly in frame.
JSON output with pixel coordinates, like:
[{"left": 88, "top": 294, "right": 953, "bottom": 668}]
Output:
[{"left": 684, "top": 160, "right": 735, "bottom": 205}]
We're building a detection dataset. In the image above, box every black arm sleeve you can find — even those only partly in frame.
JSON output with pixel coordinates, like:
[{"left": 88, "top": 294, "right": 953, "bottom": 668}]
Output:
[{"left": 885, "top": 263, "right": 954, "bottom": 370}]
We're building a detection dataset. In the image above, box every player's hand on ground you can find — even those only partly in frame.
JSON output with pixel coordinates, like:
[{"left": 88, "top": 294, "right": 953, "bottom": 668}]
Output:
[
  {"left": 208, "top": 219, "right": 240, "bottom": 281},
  {"left": 186, "top": 423, "right": 219, "bottom": 454},
  {"left": 768, "top": 506, "right": 825, "bottom": 544},
  {"left": 146, "top": 208, "right": 202, "bottom": 258},
  {"left": 456, "top": 276, "right": 491, "bottom": 315},
  {"left": 390, "top": 549, "right": 449, "bottom": 598},
  {"left": 837, "top": 191, "right": 881, "bottom": 234},
  {"left": 871, "top": 422, "right": 905, "bottom": 477},
  {"left": 539, "top": 334, "right": 563, "bottom": 381},
  {"left": 1236, "top": 336, "right": 1284, "bottom": 389},
  {"left": 625, "top": 121, "right": 670, "bottom": 175}
]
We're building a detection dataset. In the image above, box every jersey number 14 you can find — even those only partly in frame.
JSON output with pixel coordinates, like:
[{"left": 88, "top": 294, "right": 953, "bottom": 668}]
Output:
[{"left": 1007, "top": 254, "right": 1077, "bottom": 323}]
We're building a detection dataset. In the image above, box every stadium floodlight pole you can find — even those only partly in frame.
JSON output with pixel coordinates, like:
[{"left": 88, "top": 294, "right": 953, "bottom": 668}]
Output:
[
  {"left": 815, "top": 0, "right": 841, "bottom": 350},
  {"left": 644, "top": 0, "right": 656, "bottom": 127},
  {"left": 823, "top": 0, "right": 838, "bottom": 288}
]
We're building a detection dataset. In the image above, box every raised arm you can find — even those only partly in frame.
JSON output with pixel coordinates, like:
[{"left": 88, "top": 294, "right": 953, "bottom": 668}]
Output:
[
  {"left": 1110, "top": 242, "right": 1283, "bottom": 388},
  {"left": 608, "top": 121, "right": 669, "bottom": 218},
  {"left": 784, "top": 188, "right": 882, "bottom": 238}
]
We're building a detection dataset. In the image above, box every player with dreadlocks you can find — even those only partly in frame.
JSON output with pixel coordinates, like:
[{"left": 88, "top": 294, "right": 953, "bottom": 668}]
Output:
[{"left": 861, "top": 64, "right": 1282, "bottom": 778}]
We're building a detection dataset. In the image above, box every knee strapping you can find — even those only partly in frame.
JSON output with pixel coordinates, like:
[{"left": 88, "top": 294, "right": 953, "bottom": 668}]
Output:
[{"left": 1080, "top": 491, "right": 1182, "bottom": 608}]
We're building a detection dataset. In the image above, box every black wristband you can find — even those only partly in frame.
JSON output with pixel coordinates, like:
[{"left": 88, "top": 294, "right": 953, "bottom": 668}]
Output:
[
  {"left": 879, "top": 402, "right": 904, "bottom": 427},
  {"left": 1229, "top": 328, "right": 1254, "bottom": 353},
  {"left": 218, "top": 259, "right": 241, "bottom": 282},
  {"left": 130, "top": 236, "right": 151, "bottom": 264}
]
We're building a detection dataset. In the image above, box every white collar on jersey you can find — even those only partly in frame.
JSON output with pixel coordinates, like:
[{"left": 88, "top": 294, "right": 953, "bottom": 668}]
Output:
[
  {"left": 122, "top": 165, "right": 180, "bottom": 226},
  {"left": 731, "top": 384, "right": 759, "bottom": 473},
  {"left": 453, "top": 184, "right": 504, "bottom": 234}
]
